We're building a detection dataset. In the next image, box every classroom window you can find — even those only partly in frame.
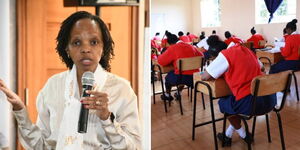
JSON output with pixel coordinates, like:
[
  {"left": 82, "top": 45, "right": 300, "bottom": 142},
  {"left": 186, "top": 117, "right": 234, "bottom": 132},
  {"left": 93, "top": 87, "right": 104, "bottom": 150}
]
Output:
[
  {"left": 255, "top": 0, "right": 296, "bottom": 24},
  {"left": 200, "top": 0, "right": 221, "bottom": 27}
]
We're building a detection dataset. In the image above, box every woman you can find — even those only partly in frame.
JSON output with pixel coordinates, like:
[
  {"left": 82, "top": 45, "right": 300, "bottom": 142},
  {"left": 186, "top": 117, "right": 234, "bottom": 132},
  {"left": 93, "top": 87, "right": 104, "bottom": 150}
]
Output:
[
  {"left": 270, "top": 19, "right": 300, "bottom": 74},
  {"left": 0, "top": 11, "right": 141, "bottom": 149}
]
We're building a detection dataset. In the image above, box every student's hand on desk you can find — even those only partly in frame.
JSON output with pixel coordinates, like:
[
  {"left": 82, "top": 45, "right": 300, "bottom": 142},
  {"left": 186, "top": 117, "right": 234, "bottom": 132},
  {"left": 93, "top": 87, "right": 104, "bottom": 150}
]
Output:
[
  {"left": 0, "top": 79, "right": 25, "bottom": 111},
  {"left": 200, "top": 71, "right": 214, "bottom": 81},
  {"left": 80, "top": 90, "right": 110, "bottom": 121}
]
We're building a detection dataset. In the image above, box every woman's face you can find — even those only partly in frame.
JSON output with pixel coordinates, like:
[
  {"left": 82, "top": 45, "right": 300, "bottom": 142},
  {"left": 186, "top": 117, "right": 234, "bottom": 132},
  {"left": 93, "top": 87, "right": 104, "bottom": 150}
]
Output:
[{"left": 67, "top": 18, "right": 103, "bottom": 73}]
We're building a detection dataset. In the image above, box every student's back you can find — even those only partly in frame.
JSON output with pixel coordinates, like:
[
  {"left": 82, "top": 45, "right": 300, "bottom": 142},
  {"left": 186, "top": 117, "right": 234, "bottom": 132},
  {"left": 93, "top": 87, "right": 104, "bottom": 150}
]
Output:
[
  {"left": 158, "top": 42, "right": 202, "bottom": 75},
  {"left": 221, "top": 45, "right": 262, "bottom": 99},
  {"left": 282, "top": 34, "right": 300, "bottom": 60}
]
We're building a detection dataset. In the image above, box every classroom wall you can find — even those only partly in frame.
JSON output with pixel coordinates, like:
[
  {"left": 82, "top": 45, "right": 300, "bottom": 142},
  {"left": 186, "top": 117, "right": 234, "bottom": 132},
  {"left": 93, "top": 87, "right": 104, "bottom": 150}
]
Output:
[
  {"left": 153, "top": 0, "right": 300, "bottom": 43},
  {"left": 151, "top": 0, "right": 192, "bottom": 38},
  {"left": 193, "top": 0, "right": 300, "bottom": 42},
  {"left": 0, "top": 0, "right": 16, "bottom": 149}
]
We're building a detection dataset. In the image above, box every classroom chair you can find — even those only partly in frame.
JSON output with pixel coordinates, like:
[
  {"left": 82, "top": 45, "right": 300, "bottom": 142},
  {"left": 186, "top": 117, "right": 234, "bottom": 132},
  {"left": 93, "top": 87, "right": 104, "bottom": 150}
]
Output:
[{"left": 220, "top": 71, "right": 292, "bottom": 150}]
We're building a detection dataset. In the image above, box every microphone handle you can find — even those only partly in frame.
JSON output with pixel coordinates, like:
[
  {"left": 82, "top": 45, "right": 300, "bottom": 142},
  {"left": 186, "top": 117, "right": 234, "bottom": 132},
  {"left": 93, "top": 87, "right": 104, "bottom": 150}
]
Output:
[{"left": 78, "top": 85, "right": 92, "bottom": 133}]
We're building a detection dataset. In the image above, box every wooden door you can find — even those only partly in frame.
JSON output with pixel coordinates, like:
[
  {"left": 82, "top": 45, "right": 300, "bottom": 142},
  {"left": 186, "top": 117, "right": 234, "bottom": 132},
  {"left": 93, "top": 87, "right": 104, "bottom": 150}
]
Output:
[{"left": 17, "top": 0, "right": 138, "bottom": 149}]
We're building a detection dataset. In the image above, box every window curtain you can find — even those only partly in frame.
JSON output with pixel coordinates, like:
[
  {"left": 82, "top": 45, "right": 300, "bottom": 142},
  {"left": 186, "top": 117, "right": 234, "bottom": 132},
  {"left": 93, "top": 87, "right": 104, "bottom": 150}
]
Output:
[{"left": 264, "top": 0, "right": 283, "bottom": 23}]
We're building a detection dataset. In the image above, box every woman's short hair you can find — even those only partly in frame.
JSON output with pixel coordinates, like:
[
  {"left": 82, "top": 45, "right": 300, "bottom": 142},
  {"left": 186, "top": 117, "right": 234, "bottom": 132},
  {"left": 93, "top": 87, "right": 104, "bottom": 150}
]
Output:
[
  {"left": 56, "top": 11, "right": 114, "bottom": 71},
  {"left": 286, "top": 19, "right": 297, "bottom": 31}
]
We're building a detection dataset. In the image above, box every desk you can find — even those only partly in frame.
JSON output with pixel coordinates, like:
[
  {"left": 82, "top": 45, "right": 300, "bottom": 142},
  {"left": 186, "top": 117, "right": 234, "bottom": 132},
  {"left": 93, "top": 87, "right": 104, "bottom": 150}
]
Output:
[
  {"left": 192, "top": 72, "right": 232, "bottom": 150},
  {"left": 152, "top": 60, "right": 174, "bottom": 73},
  {"left": 256, "top": 50, "right": 283, "bottom": 64}
]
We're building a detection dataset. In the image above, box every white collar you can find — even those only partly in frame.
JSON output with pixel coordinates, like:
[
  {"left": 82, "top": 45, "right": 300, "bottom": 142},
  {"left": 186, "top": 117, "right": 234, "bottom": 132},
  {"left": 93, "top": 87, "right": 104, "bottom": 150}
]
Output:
[{"left": 291, "top": 31, "right": 298, "bottom": 35}]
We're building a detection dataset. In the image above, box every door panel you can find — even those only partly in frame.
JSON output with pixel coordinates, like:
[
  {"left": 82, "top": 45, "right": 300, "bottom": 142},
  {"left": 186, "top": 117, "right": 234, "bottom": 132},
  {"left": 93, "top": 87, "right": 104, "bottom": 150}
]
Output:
[{"left": 101, "top": 7, "right": 133, "bottom": 81}]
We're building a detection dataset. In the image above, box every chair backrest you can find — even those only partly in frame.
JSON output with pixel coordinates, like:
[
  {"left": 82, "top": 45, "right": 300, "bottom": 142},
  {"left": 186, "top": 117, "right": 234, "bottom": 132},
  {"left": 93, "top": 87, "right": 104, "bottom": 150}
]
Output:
[
  {"left": 192, "top": 38, "right": 200, "bottom": 43},
  {"left": 259, "top": 40, "right": 266, "bottom": 47},
  {"left": 176, "top": 56, "right": 203, "bottom": 72},
  {"left": 250, "top": 70, "right": 292, "bottom": 113},
  {"left": 241, "top": 42, "right": 254, "bottom": 51},
  {"left": 250, "top": 71, "right": 292, "bottom": 96}
]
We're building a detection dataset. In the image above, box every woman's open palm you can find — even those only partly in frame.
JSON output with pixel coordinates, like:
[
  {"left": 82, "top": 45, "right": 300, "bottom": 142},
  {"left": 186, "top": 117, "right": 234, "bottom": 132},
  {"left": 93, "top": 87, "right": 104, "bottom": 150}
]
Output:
[{"left": 0, "top": 79, "right": 25, "bottom": 110}]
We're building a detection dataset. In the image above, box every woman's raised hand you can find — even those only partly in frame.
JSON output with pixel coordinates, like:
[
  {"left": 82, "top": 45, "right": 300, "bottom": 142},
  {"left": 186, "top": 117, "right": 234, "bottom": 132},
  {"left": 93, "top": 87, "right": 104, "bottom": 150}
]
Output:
[{"left": 0, "top": 79, "right": 25, "bottom": 111}]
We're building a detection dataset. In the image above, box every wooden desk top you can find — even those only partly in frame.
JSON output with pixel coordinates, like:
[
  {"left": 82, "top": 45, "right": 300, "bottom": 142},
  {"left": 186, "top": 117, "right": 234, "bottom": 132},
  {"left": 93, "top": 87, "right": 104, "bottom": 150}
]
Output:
[
  {"left": 152, "top": 60, "right": 174, "bottom": 73},
  {"left": 193, "top": 72, "right": 232, "bottom": 98},
  {"left": 256, "top": 50, "right": 283, "bottom": 64}
]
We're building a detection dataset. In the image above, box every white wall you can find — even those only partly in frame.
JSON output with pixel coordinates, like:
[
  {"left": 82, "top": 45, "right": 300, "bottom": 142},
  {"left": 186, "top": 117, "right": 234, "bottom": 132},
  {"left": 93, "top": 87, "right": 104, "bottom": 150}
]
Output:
[
  {"left": 153, "top": 0, "right": 300, "bottom": 42},
  {"left": 193, "top": 0, "right": 300, "bottom": 42},
  {"left": 151, "top": 0, "right": 192, "bottom": 38},
  {"left": 0, "top": 0, "right": 16, "bottom": 149}
]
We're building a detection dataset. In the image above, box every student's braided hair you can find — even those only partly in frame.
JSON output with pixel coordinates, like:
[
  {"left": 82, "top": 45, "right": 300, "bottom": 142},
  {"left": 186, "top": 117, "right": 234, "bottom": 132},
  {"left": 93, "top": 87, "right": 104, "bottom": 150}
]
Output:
[{"left": 286, "top": 19, "right": 297, "bottom": 31}]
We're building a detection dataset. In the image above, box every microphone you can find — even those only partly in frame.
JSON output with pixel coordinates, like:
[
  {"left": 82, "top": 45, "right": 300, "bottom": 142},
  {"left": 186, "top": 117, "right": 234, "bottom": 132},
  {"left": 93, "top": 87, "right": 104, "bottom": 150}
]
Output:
[{"left": 78, "top": 71, "right": 95, "bottom": 133}]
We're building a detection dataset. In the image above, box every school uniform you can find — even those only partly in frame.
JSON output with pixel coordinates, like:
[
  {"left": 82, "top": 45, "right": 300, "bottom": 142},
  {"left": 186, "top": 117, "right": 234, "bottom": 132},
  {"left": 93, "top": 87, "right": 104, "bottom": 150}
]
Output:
[
  {"left": 158, "top": 41, "right": 203, "bottom": 89},
  {"left": 206, "top": 45, "right": 276, "bottom": 115},
  {"left": 188, "top": 34, "right": 198, "bottom": 41},
  {"left": 161, "top": 38, "right": 168, "bottom": 48},
  {"left": 247, "top": 33, "right": 265, "bottom": 49},
  {"left": 179, "top": 35, "right": 191, "bottom": 43},
  {"left": 152, "top": 36, "right": 161, "bottom": 41},
  {"left": 270, "top": 32, "right": 300, "bottom": 74},
  {"left": 196, "top": 37, "right": 209, "bottom": 50},
  {"left": 224, "top": 37, "right": 243, "bottom": 45},
  {"left": 151, "top": 39, "right": 161, "bottom": 51}
]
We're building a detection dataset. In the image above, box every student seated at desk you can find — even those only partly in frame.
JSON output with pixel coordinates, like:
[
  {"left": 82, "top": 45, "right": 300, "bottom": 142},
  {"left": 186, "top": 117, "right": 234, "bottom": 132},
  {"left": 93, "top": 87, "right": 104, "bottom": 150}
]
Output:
[
  {"left": 270, "top": 19, "right": 300, "bottom": 74},
  {"left": 196, "top": 32, "right": 209, "bottom": 51},
  {"left": 247, "top": 27, "right": 265, "bottom": 49},
  {"left": 152, "top": 32, "right": 161, "bottom": 41},
  {"left": 187, "top": 32, "right": 198, "bottom": 42},
  {"left": 160, "top": 31, "right": 171, "bottom": 54},
  {"left": 178, "top": 31, "right": 191, "bottom": 43},
  {"left": 158, "top": 34, "right": 203, "bottom": 101},
  {"left": 201, "top": 44, "right": 276, "bottom": 146},
  {"left": 204, "top": 35, "right": 227, "bottom": 60},
  {"left": 224, "top": 31, "right": 243, "bottom": 46}
]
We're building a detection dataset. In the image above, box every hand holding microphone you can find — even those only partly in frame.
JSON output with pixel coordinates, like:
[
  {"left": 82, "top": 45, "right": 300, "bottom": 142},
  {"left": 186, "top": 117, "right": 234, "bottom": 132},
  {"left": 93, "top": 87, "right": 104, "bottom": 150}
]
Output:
[{"left": 78, "top": 72, "right": 110, "bottom": 133}]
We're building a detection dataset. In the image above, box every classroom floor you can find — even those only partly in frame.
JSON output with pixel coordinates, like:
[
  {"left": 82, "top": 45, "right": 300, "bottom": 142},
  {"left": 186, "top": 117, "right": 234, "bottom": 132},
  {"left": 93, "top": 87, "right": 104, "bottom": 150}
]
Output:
[{"left": 151, "top": 79, "right": 300, "bottom": 150}]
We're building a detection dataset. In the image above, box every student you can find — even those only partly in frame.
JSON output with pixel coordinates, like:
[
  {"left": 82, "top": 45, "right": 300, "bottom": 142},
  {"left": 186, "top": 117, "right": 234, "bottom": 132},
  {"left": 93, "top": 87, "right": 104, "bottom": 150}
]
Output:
[
  {"left": 201, "top": 44, "right": 276, "bottom": 146},
  {"left": 276, "top": 28, "right": 289, "bottom": 42},
  {"left": 270, "top": 19, "right": 300, "bottom": 74},
  {"left": 224, "top": 31, "right": 243, "bottom": 45},
  {"left": 186, "top": 32, "right": 198, "bottom": 42},
  {"left": 160, "top": 30, "right": 171, "bottom": 52},
  {"left": 212, "top": 30, "right": 216, "bottom": 35},
  {"left": 204, "top": 35, "right": 227, "bottom": 59},
  {"left": 157, "top": 34, "right": 203, "bottom": 101},
  {"left": 247, "top": 27, "right": 265, "bottom": 49},
  {"left": 152, "top": 32, "right": 161, "bottom": 41},
  {"left": 178, "top": 31, "right": 191, "bottom": 43}
]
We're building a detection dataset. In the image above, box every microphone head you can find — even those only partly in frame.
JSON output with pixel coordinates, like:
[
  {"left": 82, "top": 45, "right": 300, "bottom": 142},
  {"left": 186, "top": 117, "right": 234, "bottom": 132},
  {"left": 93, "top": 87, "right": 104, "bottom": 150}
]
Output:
[{"left": 82, "top": 71, "right": 95, "bottom": 86}]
